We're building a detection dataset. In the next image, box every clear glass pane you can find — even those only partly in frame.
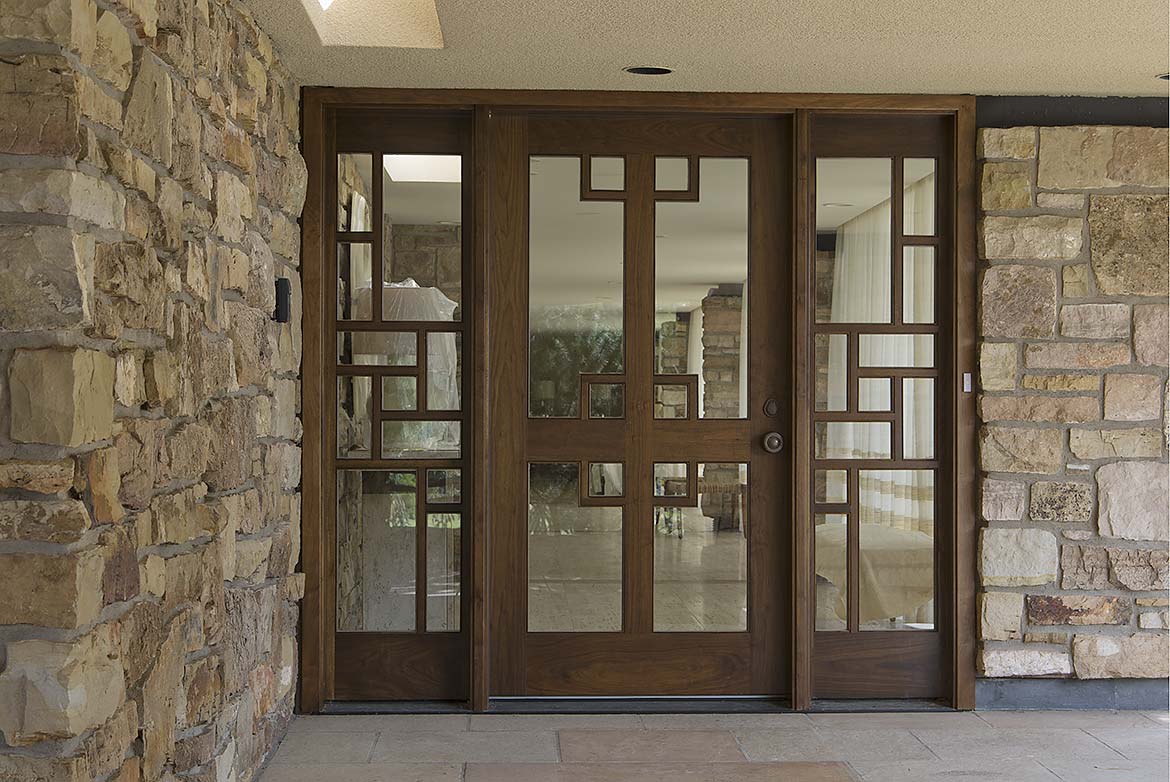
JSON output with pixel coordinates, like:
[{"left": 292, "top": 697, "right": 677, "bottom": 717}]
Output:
[
  {"left": 426, "top": 469, "right": 461, "bottom": 504},
  {"left": 815, "top": 158, "right": 892, "bottom": 324},
  {"left": 381, "top": 421, "right": 461, "bottom": 459},
  {"left": 815, "top": 469, "right": 848, "bottom": 504},
  {"left": 814, "top": 333, "right": 847, "bottom": 412},
  {"left": 336, "top": 470, "right": 415, "bottom": 631},
  {"left": 655, "top": 156, "right": 689, "bottom": 191},
  {"left": 426, "top": 332, "right": 461, "bottom": 411},
  {"left": 858, "top": 334, "right": 935, "bottom": 368},
  {"left": 903, "top": 158, "right": 936, "bottom": 236},
  {"left": 528, "top": 463, "right": 621, "bottom": 631},
  {"left": 337, "top": 331, "right": 416, "bottom": 366},
  {"left": 654, "top": 462, "right": 748, "bottom": 632},
  {"left": 589, "top": 383, "right": 624, "bottom": 419},
  {"left": 588, "top": 463, "right": 624, "bottom": 498},
  {"left": 337, "top": 242, "right": 373, "bottom": 320},
  {"left": 590, "top": 156, "right": 625, "bottom": 191},
  {"left": 903, "top": 378, "right": 936, "bottom": 460},
  {"left": 656, "top": 158, "right": 749, "bottom": 419},
  {"left": 654, "top": 383, "right": 689, "bottom": 419},
  {"left": 814, "top": 422, "right": 892, "bottom": 460},
  {"left": 337, "top": 376, "right": 371, "bottom": 458},
  {"left": 814, "top": 512, "right": 848, "bottom": 631},
  {"left": 338, "top": 154, "right": 373, "bottom": 231},
  {"left": 654, "top": 463, "right": 688, "bottom": 497},
  {"left": 381, "top": 376, "right": 417, "bottom": 411},
  {"left": 426, "top": 512, "right": 461, "bottom": 632},
  {"left": 529, "top": 157, "right": 624, "bottom": 417},
  {"left": 858, "top": 378, "right": 891, "bottom": 412},
  {"left": 382, "top": 154, "right": 462, "bottom": 321},
  {"left": 859, "top": 470, "right": 935, "bottom": 630},
  {"left": 903, "top": 246, "right": 936, "bottom": 324}
]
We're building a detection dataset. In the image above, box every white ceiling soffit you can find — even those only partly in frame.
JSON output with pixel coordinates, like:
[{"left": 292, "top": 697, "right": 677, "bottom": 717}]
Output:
[
  {"left": 296, "top": 0, "right": 441, "bottom": 48},
  {"left": 251, "top": 0, "right": 1169, "bottom": 96}
]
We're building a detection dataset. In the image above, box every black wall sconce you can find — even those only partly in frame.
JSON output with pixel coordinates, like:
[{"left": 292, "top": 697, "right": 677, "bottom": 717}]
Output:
[{"left": 274, "top": 278, "right": 291, "bottom": 323}]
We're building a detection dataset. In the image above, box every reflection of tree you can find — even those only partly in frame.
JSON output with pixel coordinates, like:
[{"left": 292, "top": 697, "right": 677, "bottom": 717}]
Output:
[{"left": 530, "top": 305, "right": 623, "bottom": 418}]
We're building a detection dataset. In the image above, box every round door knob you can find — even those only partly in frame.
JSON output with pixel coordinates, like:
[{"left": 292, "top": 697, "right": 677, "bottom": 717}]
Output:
[{"left": 763, "top": 432, "right": 784, "bottom": 453}]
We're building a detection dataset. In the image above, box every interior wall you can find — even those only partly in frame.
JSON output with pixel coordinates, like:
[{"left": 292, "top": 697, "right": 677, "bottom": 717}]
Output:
[{"left": 0, "top": 0, "right": 306, "bottom": 780}]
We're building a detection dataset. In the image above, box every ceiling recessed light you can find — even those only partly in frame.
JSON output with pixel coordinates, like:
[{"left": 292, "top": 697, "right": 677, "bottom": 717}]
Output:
[
  {"left": 383, "top": 154, "right": 461, "bottom": 183},
  {"left": 624, "top": 65, "right": 673, "bottom": 76},
  {"left": 318, "top": 0, "right": 333, "bottom": 8}
]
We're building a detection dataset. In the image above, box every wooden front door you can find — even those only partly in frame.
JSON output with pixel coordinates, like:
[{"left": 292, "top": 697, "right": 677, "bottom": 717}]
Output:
[{"left": 488, "top": 114, "right": 793, "bottom": 696}]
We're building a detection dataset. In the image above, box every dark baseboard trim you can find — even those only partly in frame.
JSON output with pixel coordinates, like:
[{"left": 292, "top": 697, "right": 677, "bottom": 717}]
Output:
[
  {"left": 976, "top": 95, "right": 1169, "bottom": 128},
  {"left": 977, "top": 678, "right": 1170, "bottom": 710}
]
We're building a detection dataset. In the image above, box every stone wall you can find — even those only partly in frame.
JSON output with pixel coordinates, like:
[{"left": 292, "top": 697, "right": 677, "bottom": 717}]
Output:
[
  {"left": 977, "top": 126, "right": 1169, "bottom": 682},
  {"left": 0, "top": 0, "right": 305, "bottom": 780}
]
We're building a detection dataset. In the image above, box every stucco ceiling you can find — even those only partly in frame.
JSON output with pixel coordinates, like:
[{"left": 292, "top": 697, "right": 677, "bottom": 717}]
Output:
[{"left": 249, "top": 0, "right": 1169, "bottom": 97}]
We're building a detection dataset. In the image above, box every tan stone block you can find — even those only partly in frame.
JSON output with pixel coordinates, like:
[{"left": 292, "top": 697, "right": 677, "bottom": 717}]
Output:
[
  {"left": 980, "top": 343, "right": 1017, "bottom": 391},
  {"left": 94, "top": 241, "right": 167, "bottom": 332},
  {"left": 980, "top": 394, "right": 1099, "bottom": 424},
  {"left": 0, "top": 54, "right": 83, "bottom": 156},
  {"left": 0, "top": 549, "right": 104, "bottom": 627},
  {"left": 1039, "top": 127, "right": 1169, "bottom": 189},
  {"left": 0, "top": 459, "right": 74, "bottom": 494},
  {"left": 1022, "top": 374, "right": 1099, "bottom": 392},
  {"left": 1073, "top": 633, "right": 1169, "bottom": 679},
  {"left": 1134, "top": 303, "right": 1169, "bottom": 367},
  {"left": 0, "top": 499, "right": 90, "bottom": 543},
  {"left": 85, "top": 447, "right": 124, "bottom": 524},
  {"left": 1062, "top": 264, "right": 1091, "bottom": 298},
  {"left": 1069, "top": 427, "right": 1163, "bottom": 460},
  {"left": 978, "top": 127, "right": 1036, "bottom": 160},
  {"left": 113, "top": 416, "right": 164, "bottom": 510},
  {"left": 1037, "top": 192, "right": 1085, "bottom": 211},
  {"left": 0, "top": 169, "right": 124, "bottom": 230},
  {"left": 981, "top": 216, "right": 1083, "bottom": 261},
  {"left": 1027, "top": 594, "right": 1129, "bottom": 625},
  {"left": 0, "top": 225, "right": 94, "bottom": 331},
  {"left": 92, "top": 10, "right": 133, "bottom": 90},
  {"left": 142, "top": 619, "right": 185, "bottom": 779},
  {"left": 980, "top": 265, "right": 1057, "bottom": 338},
  {"left": 234, "top": 536, "right": 272, "bottom": 583},
  {"left": 0, "top": 753, "right": 91, "bottom": 782},
  {"left": 77, "top": 72, "right": 122, "bottom": 130},
  {"left": 980, "top": 527, "right": 1058, "bottom": 586},
  {"left": 1090, "top": 195, "right": 1169, "bottom": 297},
  {"left": 81, "top": 702, "right": 138, "bottom": 780},
  {"left": 1024, "top": 342, "right": 1130, "bottom": 370},
  {"left": 147, "top": 483, "right": 210, "bottom": 546},
  {"left": 1138, "top": 610, "right": 1168, "bottom": 629},
  {"left": 1104, "top": 374, "right": 1163, "bottom": 421},
  {"left": 1061, "top": 545, "right": 1109, "bottom": 589},
  {"left": 1024, "top": 632, "right": 1069, "bottom": 645},
  {"left": 1136, "top": 597, "right": 1170, "bottom": 607},
  {"left": 9, "top": 348, "right": 115, "bottom": 447},
  {"left": 1097, "top": 461, "right": 1169, "bottom": 541},
  {"left": 1108, "top": 547, "right": 1168, "bottom": 591},
  {"left": 980, "top": 591, "right": 1024, "bottom": 640},
  {"left": 141, "top": 553, "right": 165, "bottom": 597},
  {"left": 980, "top": 426, "right": 1064, "bottom": 474},
  {"left": 214, "top": 170, "right": 252, "bottom": 242},
  {"left": 0, "top": 0, "right": 95, "bottom": 57},
  {"left": 160, "top": 421, "right": 212, "bottom": 484},
  {"left": 982, "top": 478, "right": 1025, "bottom": 521},
  {"left": 1030, "top": 481, "right": 1093, "bottom": 522},
  {"left": 123, "top": 52, "right": 173, "bottom": 166},
  {"left": 981, "top": 161, "right": 1033, "bottom": 210},
  {"left": 1059, "top": 303, "right": 1130, "bottom": 339},
  {"left": 981, "top": 647, "right": 1070, "bottom": 677}
]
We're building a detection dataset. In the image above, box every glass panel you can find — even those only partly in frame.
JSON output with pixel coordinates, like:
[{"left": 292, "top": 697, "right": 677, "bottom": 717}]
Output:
[
  {"left": 426, "top": 332, "right": 461, "bottom": 411},
  {"left": 654, "top": 462, "right": 748, "bottom": 632},
  {"left": 381, "top": 421, "right": 461, "bottom": 459},
  {"left": 382, "top": 154, "right": 462, "bottom": 321},
  {"left": 815, "top": 422, "right": 892, "bottom": 460},
  {"left": 590, "top": 156, "right": 625, "bottom": 191},
  {"left": 656, "top": 158, "right": 749, "bottom": 419},
  {"left": 655, "top": 156, "right": 689, "bottom": 191},
  {"left": 529, "top": 157, "right": 624, "bottom": 417},
  {"left": 814, "top": 512, "right": 848, "bottom": 631},
  {"left": 426, "top": 512, "right": 461, "bottom": 631},
  {"left": 859, "top": 470, "right": 935, "bottom": 630},
  {"left": 903, "top": 246, "right": 936, "bottom": 324},
  {"left": 381, "top": 376, "right": 417, "bottom": 411},
  {"left": 589, "top": 383, "right": 624, "bottom": 419},
  {"left": 903, "top": 158, "right": 936, "bottom": 236},
  {"left": 588, "top": 463, "right": 624, "bottom": 498},
  {"left": 858, "top": 378, "right": 891, "bottom": 412},
  {"left": 858, "top": 334, "right": 935, "bottom": 368},
  {"left": 337, "top": 331, "right": 416, "bottom": 366},
  {"left": 337, "top": 154, "right": 373, "bottom": 231},
  {"left": 528, "top": 463, "right": 621, "bottom": 631},
  {"left": 815, "top": 158, "right": 892, "bottom": 324},
  {"left": 815, "top": 469, "right": 848, "bottom": 504},
  {"left": 426, "top": 469, "right": 461, "bottom": 504},
  {"left": 903, "top": 378, "right": 936, "bottom": 460},
  {"left": 337, "top": 242, "right": 373, "bottom": 320},
  {"left": 654, "top": 383, "right": 689, "bottom": 419},
  {"left": 654, "top": 463, "right": 688, "bottom": 497},
  {"left": 336, "top": 376, "right": 371, "bottom": 458},
  {"left": 336, "top": 470, "right": 415, "bottom": 631},
  {"left": 814, "top": 333, "right": 847, "bottom": 412}
]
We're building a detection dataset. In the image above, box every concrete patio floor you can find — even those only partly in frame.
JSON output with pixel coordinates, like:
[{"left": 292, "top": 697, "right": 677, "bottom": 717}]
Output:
[{"left": 260, "top": 709, "right": 1169, "bottom": 781}]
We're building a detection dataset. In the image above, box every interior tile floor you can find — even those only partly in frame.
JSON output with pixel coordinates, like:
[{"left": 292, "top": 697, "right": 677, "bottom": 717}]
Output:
[{"left": 260, "top": 710, "right": 1169, "bottom": 781}]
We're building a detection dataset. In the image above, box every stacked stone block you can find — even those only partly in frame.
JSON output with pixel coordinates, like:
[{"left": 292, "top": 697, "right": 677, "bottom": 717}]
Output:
[
  {"left": 0, "top": 0, "right": 305, "bottom": 780},
  {"left": 977, "top": 126, "right": 1169, "bottom": 681}
]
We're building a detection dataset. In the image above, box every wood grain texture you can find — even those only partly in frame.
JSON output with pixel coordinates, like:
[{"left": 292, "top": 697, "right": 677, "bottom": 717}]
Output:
[
  {"left": 334, "top": 633, "right": 468, "bottom": 700},
  {"left": 813, "top": 632, "right": 943, "bottom": 698}
]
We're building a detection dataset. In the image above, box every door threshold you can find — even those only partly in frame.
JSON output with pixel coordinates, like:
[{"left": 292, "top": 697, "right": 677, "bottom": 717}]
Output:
[
  {"left": 809, "top": 699, "right": 954, "bottom": 712},
  {"left": 321, "top": 700, "right": 470, "bottom": 714},
  {"left": 317, "top": 697, "right": 955, "bottom": 714}
]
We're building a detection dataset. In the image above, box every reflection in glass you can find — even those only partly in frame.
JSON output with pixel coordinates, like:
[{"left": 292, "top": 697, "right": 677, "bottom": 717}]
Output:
[
  {"left": 903, "top": 378, "right": 936, "bottom": 460},
  {"left": 815, "top": 422, "right": 891, "bottom": 460},
  {"left": 655, "top": 463, "right": 748, "bottom": 632},
  {"left": 338, "top": 154, "right": 373, "bottom": 232},
  {"left": 590, "top": 156, "right": 625, "bottom": 190},
  {"left": 858, "top": 334, "right": 935, "bottom": 368},
  {"left": 337, "top": 331, "right": 416, "bottom": 366},
  {"left": 656, "top": 158, "right": 749, "bottom": 419},
  {"left": 655, "top": 157, "right": 689, "bottom": 191},
  {"left": 814, "top": 512, "right": 847, "bottom": 631},
  {"left": 529, "top": 157, "right": 624, "bottom": 417},
  {"left": 859, "top": 470, "right": 934, "bottom": 630},
  {"left": 815, "top": 470, "right": 848, "bottom": 504},
  {"left": 337, "top": 243, "right": 373, "bottom": 319},
  {"left": 382, "top": 421, "right": 461, "bottom": 459},
  {"left": 654, "top": 383, "right": 689, "bottom": 419},
  {"left": 337, "top": 376, "right": 371, "bottom": 458},
  {"left": 858, "top": 378, "right": 891, "bottom": 412},
  {"left": 426, "top": 469, "right": 461, "bottom": 504},
  {"left": 903, "top": 246, "right": 936, "bottom": 324},
  {"left": 426, "top": 513, "right": 461, "bottom": 631},
  {"left": 588, "top": 463, "right": 624, "bottom": 498},
  {"left": 336, "top": 470, "right": 415, "bottom": 631},
  {"left": 815, "top": 158, "right": 892, "bottom": 324},
  {"left": 381, "top": 376, "right": 417, "bottom": 411},
  {"left": 589, "top": 383, "right": 624, "bottom": 419},
  {"left": 903, "top": 158, "right": 936, "bottom": 236},
  {"left": 426, "top": 332, "right": 461, "bottom": 411},
  {"left": 654, "top": 463, "right": 688, "bottom": 497},
  {"left": 528, "top": 463, "right": 621, "bottom": 631},
  {"left": 815, "top": 333, "right": 846, "bottom": 412}
]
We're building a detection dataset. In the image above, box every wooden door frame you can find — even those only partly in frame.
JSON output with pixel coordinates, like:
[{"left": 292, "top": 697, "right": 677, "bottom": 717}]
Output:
[{"left": 300, "top": 88, "right": 977, "bottom": 713}]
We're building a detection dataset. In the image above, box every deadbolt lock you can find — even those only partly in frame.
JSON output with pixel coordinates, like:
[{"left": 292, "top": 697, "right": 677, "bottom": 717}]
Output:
[{"left": 762, "top": 431, "right": 784, "bottom": 453}]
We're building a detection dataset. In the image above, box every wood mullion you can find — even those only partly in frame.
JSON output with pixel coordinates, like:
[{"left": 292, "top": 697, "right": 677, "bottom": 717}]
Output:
[
  {"left": 337, "top": 364, "right": 418, "bottom": 377},
  {"left": 847, "top": 468, "right": 859, "bottom": 633},
  {"left": 892, "top": 156, "right": 904, "bottom": 326},
  {"left": 811, "top": 323, "right": 939, "bottom": 334},
  {"left": 336, "top": 320, "right": 464, "bottom": 332},
  {"left": 337, "top": 230, "right": 374, "bottom": 242},
  {"left": 415, "top": 468, "right": 427, "bottom": 632},
  {"left": 372, "top": 149, "right": 384, "bottom": 324},
  {"left": 893, "top": 373, "right": 905, "bottom": 462},
  {"left": 336, "top": 457, "right": 463, "bottom": 470}
]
